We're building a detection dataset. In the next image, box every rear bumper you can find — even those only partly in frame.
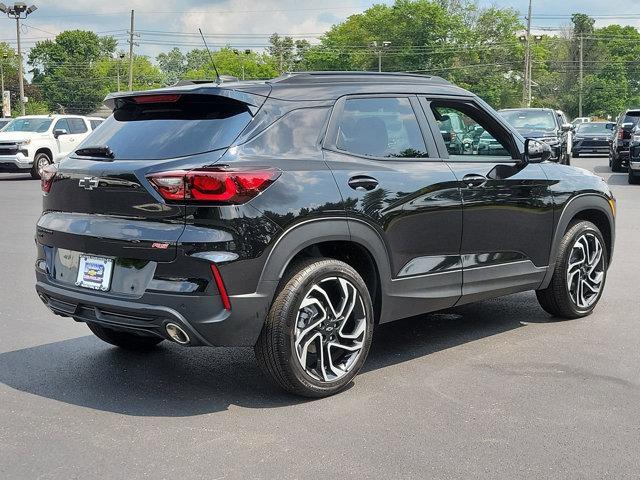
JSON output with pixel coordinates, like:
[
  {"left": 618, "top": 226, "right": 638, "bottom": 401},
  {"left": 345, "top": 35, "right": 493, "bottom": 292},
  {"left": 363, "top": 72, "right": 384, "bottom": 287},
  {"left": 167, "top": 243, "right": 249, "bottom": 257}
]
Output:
[{"left": 35, "top": 271, "right": 273, "bottom": 347}]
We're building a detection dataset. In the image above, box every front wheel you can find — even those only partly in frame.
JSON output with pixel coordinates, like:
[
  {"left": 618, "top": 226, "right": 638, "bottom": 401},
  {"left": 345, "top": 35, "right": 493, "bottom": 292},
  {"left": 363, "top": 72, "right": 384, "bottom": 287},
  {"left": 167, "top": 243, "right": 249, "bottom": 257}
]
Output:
[
  {"left": 536, "top": 221, "right": 608, "bottom": 319},
  {"left": 610, "top": 154, "right": 623, "bottom": 173},
  {"left": 30, "top": 152, "right": 52, "bottom": 179},
  {"left": 630, "top": 171, "right": 639, "bottom": 184},
  {"left": 255, "top": 258, "right": 374, "bottom": 397}
]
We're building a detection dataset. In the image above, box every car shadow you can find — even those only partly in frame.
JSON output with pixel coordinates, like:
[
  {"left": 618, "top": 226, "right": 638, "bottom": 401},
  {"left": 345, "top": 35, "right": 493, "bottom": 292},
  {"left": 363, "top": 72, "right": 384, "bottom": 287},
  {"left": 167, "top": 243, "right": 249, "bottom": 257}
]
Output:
[
  {"left": 0, "top": 292, "right": 553, "bottom": 417},
  {"left": 0, "top": 174, "right": 33, "bottom": 181}
]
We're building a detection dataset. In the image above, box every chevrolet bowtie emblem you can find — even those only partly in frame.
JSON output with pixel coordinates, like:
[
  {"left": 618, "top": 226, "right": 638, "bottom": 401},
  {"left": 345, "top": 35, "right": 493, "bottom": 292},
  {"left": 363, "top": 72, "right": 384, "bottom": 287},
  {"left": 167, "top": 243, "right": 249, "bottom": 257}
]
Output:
[{"left": 79, "top": 177, "right": 100, "bottom": 190}]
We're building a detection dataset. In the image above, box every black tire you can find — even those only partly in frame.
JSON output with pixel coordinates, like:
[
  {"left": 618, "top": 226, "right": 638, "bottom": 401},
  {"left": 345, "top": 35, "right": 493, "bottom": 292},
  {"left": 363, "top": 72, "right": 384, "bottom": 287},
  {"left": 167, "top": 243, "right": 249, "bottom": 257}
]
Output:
[
  {"left": 87, "top": 322, "right": 163, "bottom": 350},
  {"left": 30, "top": 151, "right": 52, "bottom": 179},
  {"left": 573, "top": 151, "right": 580, "bottom": 158},
  {"left": 255, "top": 258, "right": 374, "bottom": 398},
  {"left": 536, "top": 221, "right": 608, "bottom": 319},
  {"left": 629, "top": 172, "right": 639, "bottom": 184},
  {"left": 611, "top": 154, "right": 623, "bottom": 173}
]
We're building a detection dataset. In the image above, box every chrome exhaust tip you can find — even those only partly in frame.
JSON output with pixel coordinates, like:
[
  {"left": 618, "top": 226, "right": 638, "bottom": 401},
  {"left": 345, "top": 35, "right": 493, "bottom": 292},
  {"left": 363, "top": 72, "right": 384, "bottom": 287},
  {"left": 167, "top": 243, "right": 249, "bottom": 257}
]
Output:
[{"left": 165, "top": 323, "right": 190, "bottom": 345}]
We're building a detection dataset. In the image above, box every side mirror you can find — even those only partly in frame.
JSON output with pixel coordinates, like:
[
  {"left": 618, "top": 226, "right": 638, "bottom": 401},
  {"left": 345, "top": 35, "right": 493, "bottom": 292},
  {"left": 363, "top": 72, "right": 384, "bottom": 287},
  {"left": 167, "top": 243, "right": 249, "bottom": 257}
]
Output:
[
  {"left": 524, "top": 138, "right": 552, "bottom": 164},
  {"left": 606, "top": 123, "right": 614, "bottom": 130},
  {"left": 561, "top": 123, "right": 573, "bottom": 132},
  {"left": 53, "top": 128, "right": 68, "bottom": 138}
]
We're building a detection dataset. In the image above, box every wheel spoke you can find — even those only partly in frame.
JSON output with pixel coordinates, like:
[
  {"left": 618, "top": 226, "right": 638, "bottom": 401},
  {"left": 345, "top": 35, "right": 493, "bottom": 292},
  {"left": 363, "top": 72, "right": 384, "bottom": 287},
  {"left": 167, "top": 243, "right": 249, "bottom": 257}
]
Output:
[{"left": 566, "top": 232, "right": 605, "bottom": 309}]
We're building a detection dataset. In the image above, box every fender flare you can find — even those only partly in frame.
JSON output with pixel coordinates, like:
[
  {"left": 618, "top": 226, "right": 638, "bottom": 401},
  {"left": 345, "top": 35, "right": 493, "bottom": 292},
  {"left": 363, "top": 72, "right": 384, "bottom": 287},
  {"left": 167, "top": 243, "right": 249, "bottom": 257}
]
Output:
[
  {"left": 540, "top": 193, "right": 615, "bottom": 289},
  {"left": 256, "top": 216, "right": 392, "bottom": 295}
]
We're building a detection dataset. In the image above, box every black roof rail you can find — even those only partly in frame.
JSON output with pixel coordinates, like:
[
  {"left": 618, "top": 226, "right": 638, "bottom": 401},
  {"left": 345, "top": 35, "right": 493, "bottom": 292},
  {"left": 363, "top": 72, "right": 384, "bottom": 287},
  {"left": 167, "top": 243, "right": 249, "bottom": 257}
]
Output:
[{"left": 268, "top": 71, "right": 451, "bottom": 85}]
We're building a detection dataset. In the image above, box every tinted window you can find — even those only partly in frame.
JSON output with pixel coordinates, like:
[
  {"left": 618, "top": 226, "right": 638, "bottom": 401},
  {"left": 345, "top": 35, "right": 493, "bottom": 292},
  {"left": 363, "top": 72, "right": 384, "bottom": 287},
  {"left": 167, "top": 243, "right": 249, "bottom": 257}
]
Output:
[
  {"left": 54, "top": 119, "right": 70, "bottom": 133},
  {"left": 75, "top": 95, "right": 252, "bottom": 160},
  {"left": 67, "top": 118, "right": 88, "bottom": 134},
  {"left": 336, "top": 97, "right": 428, "bottom": 158},
  {"left": 4, "top": 118, "right": 52, "bottom": 133},
  {"left": 90, "top": 120, "right": 103, "bottom": 130}
]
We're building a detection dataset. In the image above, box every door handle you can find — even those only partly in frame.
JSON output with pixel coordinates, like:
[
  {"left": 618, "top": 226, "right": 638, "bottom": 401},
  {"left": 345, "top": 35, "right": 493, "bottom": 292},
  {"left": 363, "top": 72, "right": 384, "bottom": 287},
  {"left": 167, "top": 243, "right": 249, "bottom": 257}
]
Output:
[
  {"left": 348, "top": 175, "right": 378, "bottom": 191},
  {"left": 462, "top": 173, "right": 487, "bottom": 188}
]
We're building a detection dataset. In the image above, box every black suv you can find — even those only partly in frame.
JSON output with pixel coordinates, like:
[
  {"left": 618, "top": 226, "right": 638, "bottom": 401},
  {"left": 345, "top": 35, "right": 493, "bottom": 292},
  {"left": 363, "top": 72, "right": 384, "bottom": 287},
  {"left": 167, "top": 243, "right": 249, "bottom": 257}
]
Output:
[
  {"left": 609, "top": 108, "right": 640, "bottom": 172},
  {"left": 573, "top": 121, "right": 615, "bottom": 157},
  {"left": 35, "top": 73, "right": 616, "bottom": 397},
  {"left": 499, "top": 108, "right": 573, "bottom": 164}
]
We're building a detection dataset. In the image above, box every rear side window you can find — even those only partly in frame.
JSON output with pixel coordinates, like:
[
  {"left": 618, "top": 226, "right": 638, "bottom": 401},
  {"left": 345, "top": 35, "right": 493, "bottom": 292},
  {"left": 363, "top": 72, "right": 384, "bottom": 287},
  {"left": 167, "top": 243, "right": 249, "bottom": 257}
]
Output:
[
  {"left": 336, "top": 97, "right": 428, "bottom": 158},
  {"left": 75, "top": 94, "right": 252, "bottom": 160},
  {"left": 68, "top": 118, "right": 88, "bottom": 134},
  {"left": 90, "top": 120, "right": 103, "bottom": 130}
]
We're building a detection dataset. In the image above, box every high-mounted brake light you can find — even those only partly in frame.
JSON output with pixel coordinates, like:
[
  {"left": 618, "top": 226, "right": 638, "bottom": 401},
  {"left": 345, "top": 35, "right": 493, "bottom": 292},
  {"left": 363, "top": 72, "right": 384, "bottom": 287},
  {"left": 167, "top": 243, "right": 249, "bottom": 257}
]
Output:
[
  {"left": 41, "top": 164, "right": 58, "bottom": 194},
  {"left": 147, "top": 167, "right": 280, "bottom": 204},
  {"left": 132, "top": 94, "right": 181, "bottom": 104}
]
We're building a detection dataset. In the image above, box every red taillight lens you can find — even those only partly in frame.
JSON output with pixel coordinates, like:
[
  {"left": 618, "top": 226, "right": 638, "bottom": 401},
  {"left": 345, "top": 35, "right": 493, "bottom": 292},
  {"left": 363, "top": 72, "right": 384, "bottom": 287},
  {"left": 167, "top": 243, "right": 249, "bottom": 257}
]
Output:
[
  {"left": 450, "top": 131, "right": 457, "bottom": 142},
  {"left": 147, "top": 168, "right": 280, "bottom": 204},
  {"left": 41, "top": 164, "right": 58, "bottom": 194},
  {"left": 618, "top": 129, "right": 625, "bottom": 140}
]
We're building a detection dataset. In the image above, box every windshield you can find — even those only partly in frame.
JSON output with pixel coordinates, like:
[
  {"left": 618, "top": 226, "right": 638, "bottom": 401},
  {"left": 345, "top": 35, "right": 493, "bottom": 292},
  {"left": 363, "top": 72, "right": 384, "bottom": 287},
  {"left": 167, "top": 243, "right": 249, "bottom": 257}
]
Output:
[
  {"left": 75, "top": 94, "right": 252, "bottom": 160},
  {"left": 3, "top": 118, "right": 53, "bottom": 133},
  {"left": 576, "top": 123, "right": 612, "bottom": 135},
  {"left": 500, "top": 110, "right": 556, "bottom": 130}
]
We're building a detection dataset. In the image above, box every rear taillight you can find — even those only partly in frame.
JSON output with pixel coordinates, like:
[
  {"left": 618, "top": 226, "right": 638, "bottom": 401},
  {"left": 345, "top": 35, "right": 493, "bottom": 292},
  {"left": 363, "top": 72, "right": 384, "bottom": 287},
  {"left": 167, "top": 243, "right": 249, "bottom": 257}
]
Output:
[
  {"left": 147, "top": 167, "right": 280, "bottom": 204},
  {"left": 450, "top": 131, "right": 457, "bottom": 142},
  {"left": 41, "top": 164, "right": 58, "bottom": 194},
  {"left": 619, "top": 129, "right": 625, "bottom": 140}
]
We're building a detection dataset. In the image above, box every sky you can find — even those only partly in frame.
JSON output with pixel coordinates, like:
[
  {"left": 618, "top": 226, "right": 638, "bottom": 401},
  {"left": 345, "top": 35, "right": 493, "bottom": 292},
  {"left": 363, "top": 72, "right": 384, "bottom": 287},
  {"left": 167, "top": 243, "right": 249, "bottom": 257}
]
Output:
[{"left": 1, "top": 0, "right": 638, "bottom": 60}]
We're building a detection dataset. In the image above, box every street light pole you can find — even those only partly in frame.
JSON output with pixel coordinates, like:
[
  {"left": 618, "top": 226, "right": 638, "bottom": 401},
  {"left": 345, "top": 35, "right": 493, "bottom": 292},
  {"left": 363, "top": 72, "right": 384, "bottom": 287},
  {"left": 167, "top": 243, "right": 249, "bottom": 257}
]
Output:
[
  {"left": 371, "top": 41, "right": 391, "bottom": 72},
  {"left": 0, "top": 3, "right": 38, "bottom": 116}
]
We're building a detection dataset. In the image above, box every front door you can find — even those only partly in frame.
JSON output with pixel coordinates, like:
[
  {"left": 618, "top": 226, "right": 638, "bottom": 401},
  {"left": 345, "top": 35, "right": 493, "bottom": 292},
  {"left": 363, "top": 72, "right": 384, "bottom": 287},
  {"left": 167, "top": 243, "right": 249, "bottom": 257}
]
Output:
[
  {"left": 323, "top": 95, "right": 463, "bottom": 322},
  {"left": 423, "top": 97, "right": 554, "bottom": 304}
]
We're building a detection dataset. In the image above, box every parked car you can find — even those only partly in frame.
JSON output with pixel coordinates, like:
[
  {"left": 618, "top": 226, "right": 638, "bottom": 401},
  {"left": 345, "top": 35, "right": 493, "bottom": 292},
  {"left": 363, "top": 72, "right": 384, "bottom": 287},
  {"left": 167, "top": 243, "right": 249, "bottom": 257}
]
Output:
[
  {"left": 627, "top": 129, "right": 640, "bottom": 184},
  {"left": 609, "top": 108, "right": 640, "bottom": 172},
  {"left": 35, "top": 72, "right": 616, "bottom": 397},
  {"left": 499, "top": 108, "right": 573, "bottom": 164},
  {"left": 572, "top": 116, "right": 592, "bottom": 126},
  {"left": 0, "top": 118, "right": 11, "bottom": 131},
  {"left": 0, "top": 115, "right": 95, "bottom": 178},
  {"left": 87, "top": 117, "right": 104, "bottom": 130},
  {"left": 572, "top": 121, "right": 615, "bottom": 157},
  {"left": 436, "top": 110, "right": 466, "bottom": 154}
]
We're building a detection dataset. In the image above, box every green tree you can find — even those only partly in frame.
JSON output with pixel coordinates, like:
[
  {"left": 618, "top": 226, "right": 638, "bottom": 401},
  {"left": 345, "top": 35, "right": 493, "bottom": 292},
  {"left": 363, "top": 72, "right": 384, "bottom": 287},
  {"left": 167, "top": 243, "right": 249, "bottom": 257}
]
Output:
[{"left": 28, "top": 30, "right": 116, "bottom": 114}]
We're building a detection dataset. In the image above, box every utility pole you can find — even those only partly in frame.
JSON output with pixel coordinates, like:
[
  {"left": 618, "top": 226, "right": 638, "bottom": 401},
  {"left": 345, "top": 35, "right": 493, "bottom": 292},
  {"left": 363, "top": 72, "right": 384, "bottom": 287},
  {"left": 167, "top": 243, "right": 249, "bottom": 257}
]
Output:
[
  {"left": 0, "top": 54, "right": 5, "bottom": 114},
  {"left": 523, "top": 0, "right": 532, "bottom": 107},
  {"left": 0, "top": 3, "right": 38, "bottom": 116},
  {"left": 127, "top": 9, "right": 135, "bottom": 91},
  {"left": 579, "top": 35, "right": 584, "bottom": 117},
  {"left": 371, "top": 41, "right": 391, "bottom": 72}
]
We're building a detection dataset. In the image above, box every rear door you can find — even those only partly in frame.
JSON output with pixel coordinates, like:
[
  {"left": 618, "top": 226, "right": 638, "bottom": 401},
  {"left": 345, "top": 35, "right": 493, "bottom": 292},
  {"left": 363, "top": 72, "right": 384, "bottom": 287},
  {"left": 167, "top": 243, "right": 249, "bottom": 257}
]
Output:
[
  {"left": 323, "top": 95, "right": 463, "bottom": 321},
  {"left": 422, "top": 97, "right": 554, "bottom": 303}
]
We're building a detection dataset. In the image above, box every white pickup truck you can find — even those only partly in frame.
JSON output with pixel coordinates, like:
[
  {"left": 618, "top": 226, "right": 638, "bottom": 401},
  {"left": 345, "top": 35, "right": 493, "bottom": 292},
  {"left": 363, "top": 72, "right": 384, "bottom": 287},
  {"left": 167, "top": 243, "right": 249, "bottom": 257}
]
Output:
[{"left": 0, "top": 115, "right": 103, "bottom": 178}]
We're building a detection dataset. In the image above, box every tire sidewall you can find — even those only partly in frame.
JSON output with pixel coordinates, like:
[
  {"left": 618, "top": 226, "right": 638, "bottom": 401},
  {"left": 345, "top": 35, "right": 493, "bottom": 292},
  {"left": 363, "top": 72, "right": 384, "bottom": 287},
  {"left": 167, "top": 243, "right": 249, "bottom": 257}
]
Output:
[
  {"left": 280, "top": 261, "right": 374, "bottom": 395},
  {"left": 33, "top": 152, "right": 52, "bottom": 179},
  {"left": 559, "top": 222, "right": 608, "bottom": 316}
]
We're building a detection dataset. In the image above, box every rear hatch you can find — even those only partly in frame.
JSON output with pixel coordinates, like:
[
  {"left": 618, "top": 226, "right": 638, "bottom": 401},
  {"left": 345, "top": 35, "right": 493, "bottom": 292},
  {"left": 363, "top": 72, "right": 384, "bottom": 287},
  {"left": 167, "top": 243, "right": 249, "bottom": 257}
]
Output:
[
  {"left": 620, "top": 111, "right": 640, "bottom": 143},
  {"left": 38, "top": 89, "right": 267, "bottom": 269}
]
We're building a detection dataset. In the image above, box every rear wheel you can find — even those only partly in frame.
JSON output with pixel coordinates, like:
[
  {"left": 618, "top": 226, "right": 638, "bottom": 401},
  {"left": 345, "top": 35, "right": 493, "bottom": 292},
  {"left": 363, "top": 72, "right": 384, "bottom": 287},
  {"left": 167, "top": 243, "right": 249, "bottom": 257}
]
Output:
[
  {"left": 629, "top": 171, "right": 639, "bottom": 184},
  {"left": 255, "top": 258, "right": 374, "bottom": 397},
  {"left": 30, "top": 152, "right": 52, "bottom": 179},
  {"left": 87, "top": 322, "right": 163, "bottom": 350},
  {"left": 573, "top": 151, "right": 580, "bottom": 158},
  {"left": 536, "top": 221, "right": 607, "bottom": 319}
]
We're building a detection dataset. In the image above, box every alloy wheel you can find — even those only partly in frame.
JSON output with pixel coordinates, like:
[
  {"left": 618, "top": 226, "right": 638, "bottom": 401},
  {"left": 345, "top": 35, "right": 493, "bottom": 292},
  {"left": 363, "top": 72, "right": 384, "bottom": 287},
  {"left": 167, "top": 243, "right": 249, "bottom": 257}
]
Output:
[
  {"left": 294, "top": 276, "right": 367, "bottom": 382},
  {"left": 566, "top": 232, "right": 605, "bottom": 309},
  {"left": 36, "top": 155, "right": 50, "bottom": 178}
]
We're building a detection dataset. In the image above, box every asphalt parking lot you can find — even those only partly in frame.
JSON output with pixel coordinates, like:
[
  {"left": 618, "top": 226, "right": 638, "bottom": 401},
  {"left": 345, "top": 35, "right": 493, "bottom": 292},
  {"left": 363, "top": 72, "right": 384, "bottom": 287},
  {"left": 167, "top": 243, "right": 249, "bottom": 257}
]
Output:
[{"left": 0, "top": 155, "right": 638, "bottom": 479}]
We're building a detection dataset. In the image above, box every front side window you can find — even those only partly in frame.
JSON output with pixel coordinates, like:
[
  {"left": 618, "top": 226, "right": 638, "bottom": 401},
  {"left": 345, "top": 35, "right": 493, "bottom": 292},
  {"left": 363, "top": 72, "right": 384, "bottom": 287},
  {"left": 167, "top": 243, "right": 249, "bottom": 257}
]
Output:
[
  {"left": 336, "top": 97, "right": 428, "bottom": 159},
  {"left": 431, "top": 103, "right": 511, "bottom": 159}
]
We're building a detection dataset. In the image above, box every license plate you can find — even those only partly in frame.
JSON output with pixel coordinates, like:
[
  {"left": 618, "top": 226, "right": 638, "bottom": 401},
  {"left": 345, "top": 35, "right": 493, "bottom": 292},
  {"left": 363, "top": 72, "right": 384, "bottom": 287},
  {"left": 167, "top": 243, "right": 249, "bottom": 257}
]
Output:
[{"left": 75, "top": 255, "right": 114, "bottom": 291}]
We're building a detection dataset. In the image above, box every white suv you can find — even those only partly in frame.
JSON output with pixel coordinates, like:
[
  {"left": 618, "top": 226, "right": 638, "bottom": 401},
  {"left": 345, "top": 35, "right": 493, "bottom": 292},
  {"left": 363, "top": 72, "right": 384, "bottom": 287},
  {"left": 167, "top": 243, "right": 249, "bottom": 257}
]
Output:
[{"left": 0, "top": 115, "right": 100, "bottom": 178}]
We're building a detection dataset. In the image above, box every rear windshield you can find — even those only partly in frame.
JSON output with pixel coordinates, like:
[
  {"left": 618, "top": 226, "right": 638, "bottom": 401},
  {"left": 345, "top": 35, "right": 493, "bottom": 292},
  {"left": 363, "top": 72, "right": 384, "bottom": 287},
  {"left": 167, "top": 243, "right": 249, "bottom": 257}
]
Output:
[
  {"left": 75, "top": 95, "right": 252, "bottom": 160},
  {"left": 576, "top": 123, "right": 613, "bottom": 134},
  {"left": 623, "top": 111, "right": 640, "bottom": 126}
]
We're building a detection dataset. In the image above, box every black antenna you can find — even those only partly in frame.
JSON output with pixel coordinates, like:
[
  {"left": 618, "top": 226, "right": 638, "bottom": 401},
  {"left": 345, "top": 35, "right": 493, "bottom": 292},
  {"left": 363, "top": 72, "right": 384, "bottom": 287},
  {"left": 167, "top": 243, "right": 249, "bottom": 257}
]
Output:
[{"left": 198, "top": 28, "right": 221, "bottom": 84}]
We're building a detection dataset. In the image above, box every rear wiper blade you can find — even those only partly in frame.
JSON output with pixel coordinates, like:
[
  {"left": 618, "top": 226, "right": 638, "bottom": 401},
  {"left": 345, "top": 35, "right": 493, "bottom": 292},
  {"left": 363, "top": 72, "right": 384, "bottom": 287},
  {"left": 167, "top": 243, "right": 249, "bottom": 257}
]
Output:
[{"left": 74, "top": 145, "right": 115, "bottom": 160}]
